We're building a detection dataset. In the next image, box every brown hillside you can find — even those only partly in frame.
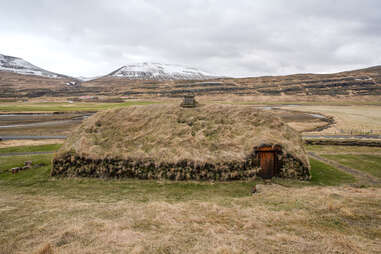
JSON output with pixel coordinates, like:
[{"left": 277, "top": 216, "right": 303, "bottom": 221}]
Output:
[
  {"left": 78, "top": 65, "right": 381, "bottom": 97},
  {"left": 3, "top": 65, "right": 381, "bottom": 98},
  {"left": 0, "top": 71, "right": 76, "bottom": 98}
]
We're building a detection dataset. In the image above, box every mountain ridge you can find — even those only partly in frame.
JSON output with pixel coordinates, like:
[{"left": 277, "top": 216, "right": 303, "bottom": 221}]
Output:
[
  {"left": 106, "top": 62, "right": 220, "bottom": 80},
  {"left": 0, "top": 53, "right": 70, "bottom": 79},
  {"left": 1, "top": 53, "right": 381, "bottom": 98}
]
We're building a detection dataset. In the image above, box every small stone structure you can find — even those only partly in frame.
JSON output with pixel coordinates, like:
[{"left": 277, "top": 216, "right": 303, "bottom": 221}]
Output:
[
  {"left": 11, "top": 161, "right": 33, "bottom": 174},
  {"left": 52, "top": 143, "right": 309, "bottom": 181},
  {"left": 180, "top": 94, "right": 197, "bottom": 108}
]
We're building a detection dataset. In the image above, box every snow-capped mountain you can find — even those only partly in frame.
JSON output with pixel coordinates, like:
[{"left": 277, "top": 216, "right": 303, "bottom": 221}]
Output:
[
  {"left": 108, "top": 62, "right": 219, "bottom": 80},
  {"left": 0, "top": 53, "right": 64, "bottom": 78}
]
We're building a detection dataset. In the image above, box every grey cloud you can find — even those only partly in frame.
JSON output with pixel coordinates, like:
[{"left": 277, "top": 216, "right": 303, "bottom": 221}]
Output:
[{"left": 0, "top": 0, "right": 380, "bottom": 77}]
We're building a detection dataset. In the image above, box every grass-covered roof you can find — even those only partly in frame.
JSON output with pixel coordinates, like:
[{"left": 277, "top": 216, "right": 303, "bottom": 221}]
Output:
[{"left": 55, "top": 104, "right": 309, "bottom": 169}]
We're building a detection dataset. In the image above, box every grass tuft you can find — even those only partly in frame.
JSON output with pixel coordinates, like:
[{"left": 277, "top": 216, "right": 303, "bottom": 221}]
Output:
[{"left": 33, "top": 243, "right": 53, "bottom": 254}]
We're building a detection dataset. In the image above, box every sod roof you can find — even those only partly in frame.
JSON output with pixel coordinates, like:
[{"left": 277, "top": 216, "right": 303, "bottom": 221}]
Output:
[{"left": 55, "top": 104, "right": 310, "bottom": 168}]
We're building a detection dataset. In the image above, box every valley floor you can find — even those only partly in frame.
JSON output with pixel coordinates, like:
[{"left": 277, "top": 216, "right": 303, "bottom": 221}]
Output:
[
  {"left": 0, "top": 98, "right": 381, "bottom": 253},
  {"left": 3, "top": 98, "right": 381, "bottom": 137}
]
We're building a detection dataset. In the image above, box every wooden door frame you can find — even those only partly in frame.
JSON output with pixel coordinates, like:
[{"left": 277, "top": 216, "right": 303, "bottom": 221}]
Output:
[{"left": 255, "top": 144, "right": 282, "bottom": 178}]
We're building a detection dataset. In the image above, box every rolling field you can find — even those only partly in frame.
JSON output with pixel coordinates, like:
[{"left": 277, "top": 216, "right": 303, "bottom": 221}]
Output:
[
  {"left": 281, "top": 105, "right": 381, "bottom": 135},
  {"left": 0, "top": 144, "right": 380, "bottom": 253}
]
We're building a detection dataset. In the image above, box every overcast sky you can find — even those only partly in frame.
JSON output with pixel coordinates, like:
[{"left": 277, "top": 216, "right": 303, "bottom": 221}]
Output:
[{"left": 0, "top": 0, "right": 380, "bottom": 77}]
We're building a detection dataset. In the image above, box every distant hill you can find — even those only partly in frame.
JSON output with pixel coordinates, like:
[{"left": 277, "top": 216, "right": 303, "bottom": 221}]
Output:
[
  {"left": 81, "top": 65, "right": 381, "bottom": 97},
  {"left": 1, "top": 53, "right": 380, "bottom": 98},
  {"left": 223, "top": 65, "right": 381, "bottom": 96}
]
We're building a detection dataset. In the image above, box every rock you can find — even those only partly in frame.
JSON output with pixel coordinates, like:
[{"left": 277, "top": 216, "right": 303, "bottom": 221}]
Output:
[
  {"left": 263, "top": 179, "right": 272, "bottom": 185},
  {"left": 255, "top": 184, "right": 265, "bottom": 193},
  {"left": 11, "top": 167, "right": 21, "bottom": 174},
  {"left": 24, "top": 161, "right": 32, "bottom": 167}
]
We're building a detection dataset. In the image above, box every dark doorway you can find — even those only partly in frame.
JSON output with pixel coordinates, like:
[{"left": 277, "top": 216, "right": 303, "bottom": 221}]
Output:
[{"left": 257, "top": 145, "right": 281, "bottom": 179}]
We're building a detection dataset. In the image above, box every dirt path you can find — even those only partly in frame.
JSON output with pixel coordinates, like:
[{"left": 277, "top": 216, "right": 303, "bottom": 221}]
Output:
[{"left": 308, "top": 152, "right": 381, "bottom": 185}]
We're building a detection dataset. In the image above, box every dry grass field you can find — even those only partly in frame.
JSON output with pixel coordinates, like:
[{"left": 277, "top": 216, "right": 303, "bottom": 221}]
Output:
[
  {"left": 0, "top": 139, "right": 64, "bottom": 148},
  {"left": 198, "top": 95, "right": 381, "bottom": 106},
  {"left": 0, "top": 143, "right": 380, "bottom": 254},
  {"left": 0, "top": 100, "right": 159, "bottom": 113},
  {"left": 1, "top": 183, "right": 380, "bottom": 254},
  {"left": 202, "top": 95, "right": 381, "bottom": 134},
  {"left": 279, "top": 105, "right": 381, "bottom": 135},
  {"left": 0, "top": 120, "right": 81, "bottom": 136}
]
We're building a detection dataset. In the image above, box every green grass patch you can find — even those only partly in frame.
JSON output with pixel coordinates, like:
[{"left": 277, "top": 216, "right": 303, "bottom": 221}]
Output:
[
  {"left": 0, "top": 154, "right": 358, "bottom": 205},
  {"left": 322, "top": 154, "right": 381, "bottom": 178},
  {"left": 0, "top": 154, "right": 52, "bottom": 172},
  {"left": 274, "top": 158, "right": 356, "bottom": 187},
  {"left": 0, "top": 101, "right": 159, "bottom": 112},
  {"left": 0, "top": 154, "right": 260, "bottom": 203},
  {"left": 309, "top": 158, "right": 356, "bottom": 185},
  {"left": 0, "top": 144, "right": 62, "bottom": 154}
]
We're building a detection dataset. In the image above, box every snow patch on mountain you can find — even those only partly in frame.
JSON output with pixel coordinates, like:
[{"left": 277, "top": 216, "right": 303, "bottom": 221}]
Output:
[
  {"left": 109, "top": 62, "right": 220, "bottom": 80},
  {"left": 0, "top": 54, "right": 63, "bottom": 78}
]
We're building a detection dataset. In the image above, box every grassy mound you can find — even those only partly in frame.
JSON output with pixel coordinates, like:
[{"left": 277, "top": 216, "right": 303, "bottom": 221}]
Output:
[{"left": 52, "top": 104, "right": 310, "bottom": 180}]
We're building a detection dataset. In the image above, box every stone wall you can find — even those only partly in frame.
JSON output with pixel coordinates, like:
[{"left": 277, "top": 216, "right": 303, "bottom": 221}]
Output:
[
  {"left": 279, "top": 155, "right": 310, "bottom": 180},
  {"left": 305, "top": 139, "right": 381, "bottom": 147},
  {"left": 51, "top": 151, "right": 310, "bottom": 181}
]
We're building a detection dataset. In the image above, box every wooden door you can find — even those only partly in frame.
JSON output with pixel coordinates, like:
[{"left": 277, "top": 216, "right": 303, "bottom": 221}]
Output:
[
  {"left": 259, "top": 151, "right": 275, "bottom": 179},
  {"left": 257, "top": 145, "right": 281, "bottom": 179}
]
